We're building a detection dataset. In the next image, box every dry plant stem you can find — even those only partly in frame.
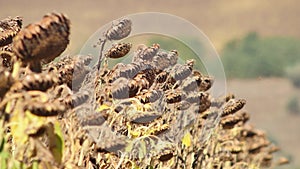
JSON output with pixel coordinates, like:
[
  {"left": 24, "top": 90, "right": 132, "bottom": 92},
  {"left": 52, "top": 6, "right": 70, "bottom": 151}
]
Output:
[
  {"left": 0, "top": 90, "right": 47, "bottom": 109},
  {"left": 78, "top": 143, "right": 85, "bottom": 166},
  {"left": 97, "top": 39, "right": 107, "bottom": 71}
]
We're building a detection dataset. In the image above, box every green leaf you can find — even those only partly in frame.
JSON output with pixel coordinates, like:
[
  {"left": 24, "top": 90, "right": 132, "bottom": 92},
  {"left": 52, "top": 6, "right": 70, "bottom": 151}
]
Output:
[
  {"left": 48, "top": 122, "right": 64, "bottom": 164},
  {"left": 0, "top": 152, "right": 8, "bottom": 169},
  {"left": 32, "top": 161, "right": 39, "bottom": 169},
  {"left": 51, "top": 134, "right": 63, "bottom": 164},
  {"left": 54, "top": 121, "right": 64, "bottom": 154}
]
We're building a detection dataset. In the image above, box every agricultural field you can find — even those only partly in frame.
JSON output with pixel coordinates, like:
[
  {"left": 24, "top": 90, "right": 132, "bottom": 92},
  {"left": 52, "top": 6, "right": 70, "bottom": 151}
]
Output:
[{"left": 1, "top": 0, "right": 300, "bottom": 168}]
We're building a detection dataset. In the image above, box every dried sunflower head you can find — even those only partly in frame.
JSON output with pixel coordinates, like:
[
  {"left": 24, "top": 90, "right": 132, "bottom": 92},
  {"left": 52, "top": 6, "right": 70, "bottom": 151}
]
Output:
[
  {"left": 0, "top": 16, "right": 22, "bottom": 47},
  {"left": 13, "top": 12, "right": 70, "bottom": 64}
]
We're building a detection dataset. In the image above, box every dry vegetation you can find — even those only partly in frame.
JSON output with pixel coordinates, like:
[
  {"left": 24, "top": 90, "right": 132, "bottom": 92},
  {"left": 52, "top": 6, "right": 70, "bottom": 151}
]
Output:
[{"left": 0, "top": 12, "right": 289, "bottom": 169}]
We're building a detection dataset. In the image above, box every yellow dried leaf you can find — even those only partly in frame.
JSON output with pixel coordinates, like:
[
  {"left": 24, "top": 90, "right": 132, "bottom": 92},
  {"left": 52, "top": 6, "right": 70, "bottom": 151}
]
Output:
[
  {"left": 12, "top": 61, "right": 20, "bottom": 79},
  {"left": 25, "top": 110, "right": 46, "bottom": 135},
  {"left": 97, "top": 104, "right": 110, "bottom": 111},
  {"left": 4, "top": 101, "right": 12, "bottom": 114},
  {"left": 182, "top": 132, "right": 191, "bottom": 147},
  {"left": 143, "top": 103, "right": 152, "bottom": 111},
  {"left": 127, "top": 122, "right": 140, "bottom": 138}
]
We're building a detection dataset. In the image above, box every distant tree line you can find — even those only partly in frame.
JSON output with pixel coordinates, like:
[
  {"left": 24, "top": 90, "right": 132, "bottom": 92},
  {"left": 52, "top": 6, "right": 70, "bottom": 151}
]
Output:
[{"left": 221, "top": 32, "right": 300, "bottom": 84}]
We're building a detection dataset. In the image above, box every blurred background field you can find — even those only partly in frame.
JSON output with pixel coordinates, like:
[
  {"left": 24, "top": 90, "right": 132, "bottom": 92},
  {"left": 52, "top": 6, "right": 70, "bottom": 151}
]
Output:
[{"left": 1, "top": 0, "right": 300, "bottom": 168}]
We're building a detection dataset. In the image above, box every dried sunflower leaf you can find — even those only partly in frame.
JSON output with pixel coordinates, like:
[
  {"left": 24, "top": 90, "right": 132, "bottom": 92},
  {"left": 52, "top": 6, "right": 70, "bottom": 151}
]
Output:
[{"left": 182, "top": 132, "right": 191, "bottom": 147}]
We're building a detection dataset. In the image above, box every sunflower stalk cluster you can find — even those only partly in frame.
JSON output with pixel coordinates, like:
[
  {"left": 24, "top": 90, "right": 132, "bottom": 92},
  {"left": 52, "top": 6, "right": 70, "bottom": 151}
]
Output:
[{"left": 0, "top": 13, "right": 288, "bottom": 169}]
